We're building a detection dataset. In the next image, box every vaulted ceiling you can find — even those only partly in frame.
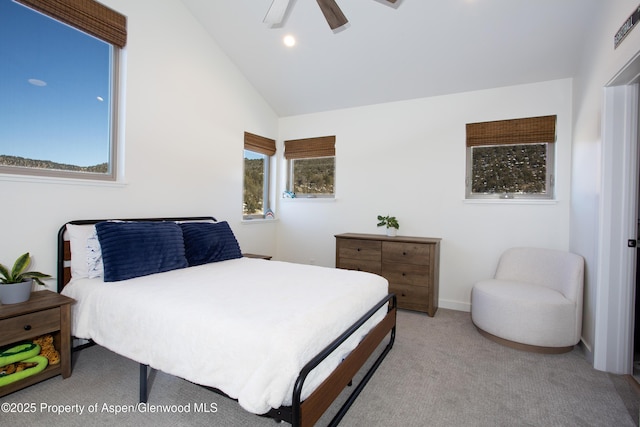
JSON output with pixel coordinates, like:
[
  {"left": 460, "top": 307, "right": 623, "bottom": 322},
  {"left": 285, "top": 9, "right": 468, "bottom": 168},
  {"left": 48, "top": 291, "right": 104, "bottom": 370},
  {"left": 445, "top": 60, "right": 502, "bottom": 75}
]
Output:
[{"left": 180, "top": 0, "right": 603, "bottom": 117}]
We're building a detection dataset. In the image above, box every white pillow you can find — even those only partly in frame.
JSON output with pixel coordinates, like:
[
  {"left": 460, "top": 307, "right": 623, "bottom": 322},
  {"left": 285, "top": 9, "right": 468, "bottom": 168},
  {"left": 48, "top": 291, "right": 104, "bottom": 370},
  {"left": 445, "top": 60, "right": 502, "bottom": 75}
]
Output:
[
  {"left": 66, "top": 224, "right": 103, "bottom": 279},
  {"left": 86, "top": 230, "right": 104, "bottom": 278}
]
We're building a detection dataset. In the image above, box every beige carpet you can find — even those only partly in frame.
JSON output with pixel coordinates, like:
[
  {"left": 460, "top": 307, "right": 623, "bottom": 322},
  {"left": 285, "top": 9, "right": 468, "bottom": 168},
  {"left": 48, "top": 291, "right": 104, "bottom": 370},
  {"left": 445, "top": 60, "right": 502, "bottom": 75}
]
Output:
[{"left": 2, "top": 309, "right": 638, "bottom": 426}]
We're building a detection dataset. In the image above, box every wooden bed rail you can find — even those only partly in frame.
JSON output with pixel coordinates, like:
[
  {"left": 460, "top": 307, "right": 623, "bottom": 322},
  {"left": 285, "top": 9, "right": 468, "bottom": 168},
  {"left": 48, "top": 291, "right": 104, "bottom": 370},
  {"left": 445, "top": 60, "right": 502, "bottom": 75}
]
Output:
[{"left": 293, "top": 293, "right": 397, "bottom": 427}]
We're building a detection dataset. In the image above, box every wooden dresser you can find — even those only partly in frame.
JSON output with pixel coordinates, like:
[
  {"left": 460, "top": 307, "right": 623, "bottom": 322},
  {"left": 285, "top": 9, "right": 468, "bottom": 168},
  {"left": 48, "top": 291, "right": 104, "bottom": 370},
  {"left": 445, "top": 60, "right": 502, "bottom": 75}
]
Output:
[{"left": 335, "top": 233, "right": 441, "bottom": 316}]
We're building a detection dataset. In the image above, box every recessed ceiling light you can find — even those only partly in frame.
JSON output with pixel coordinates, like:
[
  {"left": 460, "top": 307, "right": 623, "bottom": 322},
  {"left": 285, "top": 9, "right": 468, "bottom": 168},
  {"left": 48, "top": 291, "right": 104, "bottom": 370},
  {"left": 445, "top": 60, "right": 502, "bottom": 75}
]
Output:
[{"left": 283, "top": 35, "right": 296, "bottom": 47}]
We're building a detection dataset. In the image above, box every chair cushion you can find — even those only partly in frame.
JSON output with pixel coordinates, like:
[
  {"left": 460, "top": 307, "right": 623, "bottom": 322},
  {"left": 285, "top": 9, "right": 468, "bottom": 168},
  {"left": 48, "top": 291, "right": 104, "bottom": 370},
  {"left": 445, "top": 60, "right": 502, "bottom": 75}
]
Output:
[
  {"left": 494, "top": 247, "right": 584, "bottom": 302},
  {"left": 471, "top": 279, "right": 578, "bottom": 347}
]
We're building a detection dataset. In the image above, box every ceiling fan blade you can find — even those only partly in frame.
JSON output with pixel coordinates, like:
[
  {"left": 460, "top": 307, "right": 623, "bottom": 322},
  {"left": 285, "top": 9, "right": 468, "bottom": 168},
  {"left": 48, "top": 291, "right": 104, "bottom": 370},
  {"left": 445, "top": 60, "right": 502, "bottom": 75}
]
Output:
[
  {"left": 316, "top": 0, "right": 348, "bottom": 30},
  {"left": 264, "top": 0, "right": 291, "bottom": 26}
]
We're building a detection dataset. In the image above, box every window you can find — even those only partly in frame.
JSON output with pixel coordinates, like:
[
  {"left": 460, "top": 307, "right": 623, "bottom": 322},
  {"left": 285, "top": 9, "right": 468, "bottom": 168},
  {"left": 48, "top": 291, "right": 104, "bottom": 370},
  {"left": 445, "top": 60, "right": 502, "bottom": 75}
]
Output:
[
  {"left": 243, "top": 132, "right": 275, "bottom": 219},
  {"left": 0, "top": 0, "right": 126, "bottom": 181},
  {"left": 465, "top": 115, "right": 556, "bottom": 200},
  {"left": 284, "top": 136, "right": 336, "bottom": 198}
]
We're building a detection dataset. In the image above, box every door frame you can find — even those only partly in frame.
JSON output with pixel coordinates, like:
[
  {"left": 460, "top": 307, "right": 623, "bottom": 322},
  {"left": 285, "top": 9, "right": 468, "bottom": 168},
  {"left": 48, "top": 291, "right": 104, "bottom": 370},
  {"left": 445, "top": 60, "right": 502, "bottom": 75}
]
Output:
[{"left": 594, "top": 52, "right": 640, "bottom": 374}]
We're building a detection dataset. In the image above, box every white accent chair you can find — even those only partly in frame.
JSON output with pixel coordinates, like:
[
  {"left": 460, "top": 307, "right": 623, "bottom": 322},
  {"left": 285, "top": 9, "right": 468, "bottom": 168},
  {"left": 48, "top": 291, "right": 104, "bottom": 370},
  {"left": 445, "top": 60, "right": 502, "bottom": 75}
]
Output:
[{"left": 471, "top": 247, "right": 585, "bottom": 354}]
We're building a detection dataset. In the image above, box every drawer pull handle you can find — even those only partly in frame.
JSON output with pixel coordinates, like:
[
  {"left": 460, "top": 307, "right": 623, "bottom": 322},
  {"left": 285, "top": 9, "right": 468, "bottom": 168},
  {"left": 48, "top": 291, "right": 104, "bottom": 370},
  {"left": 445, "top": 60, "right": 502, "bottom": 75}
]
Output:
[
  {"left": 401, "top": 293, "right": 406, "bottom": 297},
  {"left": 402, "top": 272, "right": 406, "bottom": 276},
  {"left": 23, "top": 325, "right": 32, "bottom": 331},
  {"left": 357, "top": 248, "right": 361, "bottom": 251},
  {"left": 402, "top": 252, "right": 407, "bottom": 256}
]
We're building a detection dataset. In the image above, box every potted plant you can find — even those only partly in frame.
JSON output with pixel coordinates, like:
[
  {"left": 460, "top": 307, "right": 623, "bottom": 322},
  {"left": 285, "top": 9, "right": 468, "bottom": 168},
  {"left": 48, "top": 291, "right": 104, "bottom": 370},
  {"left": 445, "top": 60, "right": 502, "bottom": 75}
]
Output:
[
  {"left": 0, "top": 253, "right": 51, "bottom": 304},
  {"left": 377, "top": 215, "right": 399, "bottom": 237}
]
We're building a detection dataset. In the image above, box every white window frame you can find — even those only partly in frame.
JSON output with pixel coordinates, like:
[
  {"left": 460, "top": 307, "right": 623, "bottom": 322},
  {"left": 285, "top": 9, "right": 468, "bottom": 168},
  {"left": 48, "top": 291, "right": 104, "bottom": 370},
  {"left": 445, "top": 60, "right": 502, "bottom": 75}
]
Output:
[
  {"left": 243, "top": 149, "right": 273, "bottom": 220},
  {"left": 0, "top": 0, "right": 123, "bottom": 182},
  {"left": 465, "top": 142, "right": 555, "bottom": 200},
  {"left": 465, "top": 115, "right": 556, "bottom": 201},
  {"left": 286, "top": 156, "right": 336, "bottom": 199}
]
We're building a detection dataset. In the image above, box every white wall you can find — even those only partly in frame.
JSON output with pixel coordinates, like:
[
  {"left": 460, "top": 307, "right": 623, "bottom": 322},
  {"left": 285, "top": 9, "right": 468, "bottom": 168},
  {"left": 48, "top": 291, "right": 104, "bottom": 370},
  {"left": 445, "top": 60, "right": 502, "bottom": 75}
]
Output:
[
  {"left": 276, "top": 79, "right": 573, "bottom": 311},
  {"left": 6, "top": 0, "right": 638, "bottom": 374},
  {"left": 0, "top": 0, "right": 278, "bottom": 289},
  {"left": 570, "top": 1, "right": 640, "bottom": 365}
]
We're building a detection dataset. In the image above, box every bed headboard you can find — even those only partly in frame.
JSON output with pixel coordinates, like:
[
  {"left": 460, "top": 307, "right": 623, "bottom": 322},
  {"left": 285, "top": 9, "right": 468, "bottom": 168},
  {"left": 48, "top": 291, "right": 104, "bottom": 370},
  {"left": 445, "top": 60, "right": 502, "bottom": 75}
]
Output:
[{"left": 56, "top": 216, "right": 216, "bottom": 292}]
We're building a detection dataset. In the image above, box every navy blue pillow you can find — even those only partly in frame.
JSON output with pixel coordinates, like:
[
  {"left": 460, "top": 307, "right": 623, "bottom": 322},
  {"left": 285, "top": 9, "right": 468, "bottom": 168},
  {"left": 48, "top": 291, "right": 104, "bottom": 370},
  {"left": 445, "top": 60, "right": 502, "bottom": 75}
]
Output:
[
  {"left": 180, "top": 221, "right": 242, "bottom": 266},
  {"left": 96, "top": 221, "right": 188, "bottom": 282}
]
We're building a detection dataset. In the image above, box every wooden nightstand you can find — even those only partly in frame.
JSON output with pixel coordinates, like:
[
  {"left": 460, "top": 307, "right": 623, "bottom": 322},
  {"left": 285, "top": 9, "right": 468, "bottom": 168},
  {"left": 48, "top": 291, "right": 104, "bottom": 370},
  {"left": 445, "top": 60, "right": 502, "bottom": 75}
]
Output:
[{"left": 0, "top": 290, "right": 74, "bottom": 397}]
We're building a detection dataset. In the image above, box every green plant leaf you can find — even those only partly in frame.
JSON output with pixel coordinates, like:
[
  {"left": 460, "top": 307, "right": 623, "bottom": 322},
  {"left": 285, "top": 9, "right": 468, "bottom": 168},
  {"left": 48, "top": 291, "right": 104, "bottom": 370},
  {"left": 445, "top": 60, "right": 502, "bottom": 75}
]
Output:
[
  {"left": 0, "top": 253, "right": 50, "bottom": 285},
  {"left": 11, "top": 253, "right": 30, "bottom": 281},
  {"left": 377, "top": 214, "right": 399, "bottom": 229},
  {"left": 0, "top": 263, "right": 10, "bottom": 283},
  {"left": 22, "top": 272, "right": 51, "bottom": 286}
]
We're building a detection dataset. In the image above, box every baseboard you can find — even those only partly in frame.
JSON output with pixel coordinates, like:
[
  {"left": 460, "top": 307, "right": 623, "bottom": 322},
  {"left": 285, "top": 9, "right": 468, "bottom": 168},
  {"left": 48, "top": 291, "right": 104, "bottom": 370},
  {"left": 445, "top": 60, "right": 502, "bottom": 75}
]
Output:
[
  {"left": 579, "top": 338, "right": 594, "bottom": 364},
  {"left": 439, "top": 299, "right": 471, "bottom": 312}
]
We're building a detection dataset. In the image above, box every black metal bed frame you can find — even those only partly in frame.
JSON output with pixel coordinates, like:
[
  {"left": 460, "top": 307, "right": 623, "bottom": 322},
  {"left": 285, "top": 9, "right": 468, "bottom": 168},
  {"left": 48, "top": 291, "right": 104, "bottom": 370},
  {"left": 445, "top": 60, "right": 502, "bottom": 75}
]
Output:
[
  {"left": 139, "top": 294, "right": 396, "bottom": 427},
  {"left": 57, "top": 216, "right": 396, "bottom": 427}
]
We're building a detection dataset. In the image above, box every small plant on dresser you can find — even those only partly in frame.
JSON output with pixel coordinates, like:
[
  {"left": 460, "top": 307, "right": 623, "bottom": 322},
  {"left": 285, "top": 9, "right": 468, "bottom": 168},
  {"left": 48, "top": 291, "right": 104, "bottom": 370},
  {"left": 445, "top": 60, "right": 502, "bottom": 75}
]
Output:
[{"left": 377, "top": 215, "right": 399, "bottom": 236}]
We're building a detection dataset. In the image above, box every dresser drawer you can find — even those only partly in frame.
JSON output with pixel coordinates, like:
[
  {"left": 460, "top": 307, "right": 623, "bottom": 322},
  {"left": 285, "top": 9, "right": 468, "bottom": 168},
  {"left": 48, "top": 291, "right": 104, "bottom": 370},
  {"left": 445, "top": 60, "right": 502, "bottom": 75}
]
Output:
[
  {"left": 0, "top": 308, "right": 60, "bottom": 346},
  {"left": 337, "top": 258, "right": 382, "bottom": 275},
  {"left": 337, "top": 239, "right": 381, "bottom": 262},
  {"left": 382, "top": 262, "right": 430, "bottom": 287},
  {"left": 389, "top": 283, "right": 429, "bottom": 312},
  {"left": 382, "top": 242, "right": 430, "bottom": 265}
]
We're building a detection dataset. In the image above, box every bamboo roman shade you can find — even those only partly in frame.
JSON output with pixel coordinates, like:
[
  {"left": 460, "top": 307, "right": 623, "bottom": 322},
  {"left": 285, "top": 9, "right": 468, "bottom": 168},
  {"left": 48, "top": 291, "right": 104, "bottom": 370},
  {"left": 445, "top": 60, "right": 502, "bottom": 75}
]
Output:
[
  {"left": 284, "top": 136, "right": 336, "bottom": 160},
  {"left": 244, "top": 132, "right": 276, "bottom": 156},
  {"left": 466, "top": 115, "right": 556, "bottom": 147},
  {"left": 16, "top": 0, "right": 127, "bottom": 48}
]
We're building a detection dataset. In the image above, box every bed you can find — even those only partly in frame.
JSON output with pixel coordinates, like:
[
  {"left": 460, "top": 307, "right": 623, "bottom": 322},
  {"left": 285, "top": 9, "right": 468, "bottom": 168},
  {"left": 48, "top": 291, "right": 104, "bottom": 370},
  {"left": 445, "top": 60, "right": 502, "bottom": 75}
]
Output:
[{"left": 56, "top": 216, "right": 396, "bottom": 427}]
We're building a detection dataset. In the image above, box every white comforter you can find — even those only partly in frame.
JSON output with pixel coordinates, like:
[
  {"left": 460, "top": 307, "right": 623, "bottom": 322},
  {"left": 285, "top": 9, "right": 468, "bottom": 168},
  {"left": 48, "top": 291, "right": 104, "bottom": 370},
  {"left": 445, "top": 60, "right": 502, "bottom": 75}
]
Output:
[{"left": 61, "top": 257, "right": 388, "bottom": 414}]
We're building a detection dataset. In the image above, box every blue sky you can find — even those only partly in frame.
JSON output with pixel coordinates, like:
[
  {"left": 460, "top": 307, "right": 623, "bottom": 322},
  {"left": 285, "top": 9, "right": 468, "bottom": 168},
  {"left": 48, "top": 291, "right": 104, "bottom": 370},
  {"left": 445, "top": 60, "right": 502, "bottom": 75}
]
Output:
[
  {"left": 244, "top": 150, "right": 265, "bottom": 160},
  {"left": 0, "top": 0, "right": 111, "bottom": 167}
]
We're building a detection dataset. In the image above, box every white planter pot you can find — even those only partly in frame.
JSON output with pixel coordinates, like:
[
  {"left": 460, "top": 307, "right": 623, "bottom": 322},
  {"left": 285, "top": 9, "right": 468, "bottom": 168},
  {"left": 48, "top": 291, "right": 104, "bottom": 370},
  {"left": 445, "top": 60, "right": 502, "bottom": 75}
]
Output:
[
  {"left": 386, "top": 228, "right": 398, "bottom": 237},
  {"left": 0, "top": 280, "right": 33, "bottom": 304}
]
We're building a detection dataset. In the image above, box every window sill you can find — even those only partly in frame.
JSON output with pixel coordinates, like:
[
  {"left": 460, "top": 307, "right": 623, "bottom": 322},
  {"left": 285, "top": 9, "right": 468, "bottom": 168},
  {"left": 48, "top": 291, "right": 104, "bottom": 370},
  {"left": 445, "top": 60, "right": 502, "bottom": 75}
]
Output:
[
  {"left": 281, "top": 197, "right": 336, "bottom": 203},
  {"left": 0, "top": 173, "right": 128, "bottom": 187},
  {"left": 241, "top": 218, "right": 279, "bottom": 224},
  {"left": 464, "top": 198, "right": 558, "bottom": 205}
]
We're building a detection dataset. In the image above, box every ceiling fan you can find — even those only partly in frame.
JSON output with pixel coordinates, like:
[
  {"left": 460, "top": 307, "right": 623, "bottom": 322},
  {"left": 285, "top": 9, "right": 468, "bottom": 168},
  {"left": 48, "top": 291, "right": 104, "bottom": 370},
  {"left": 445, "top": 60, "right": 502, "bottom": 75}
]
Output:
[{"left": 264, "top": 0, "right": 398, "bottom": 30}]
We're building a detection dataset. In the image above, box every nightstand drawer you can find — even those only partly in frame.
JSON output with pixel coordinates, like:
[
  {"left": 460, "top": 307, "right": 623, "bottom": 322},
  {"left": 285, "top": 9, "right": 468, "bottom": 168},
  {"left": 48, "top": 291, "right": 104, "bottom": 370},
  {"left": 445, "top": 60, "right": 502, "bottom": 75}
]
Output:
[{"left": 0, "top": 308, "right": 60, "bottom": 346}]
